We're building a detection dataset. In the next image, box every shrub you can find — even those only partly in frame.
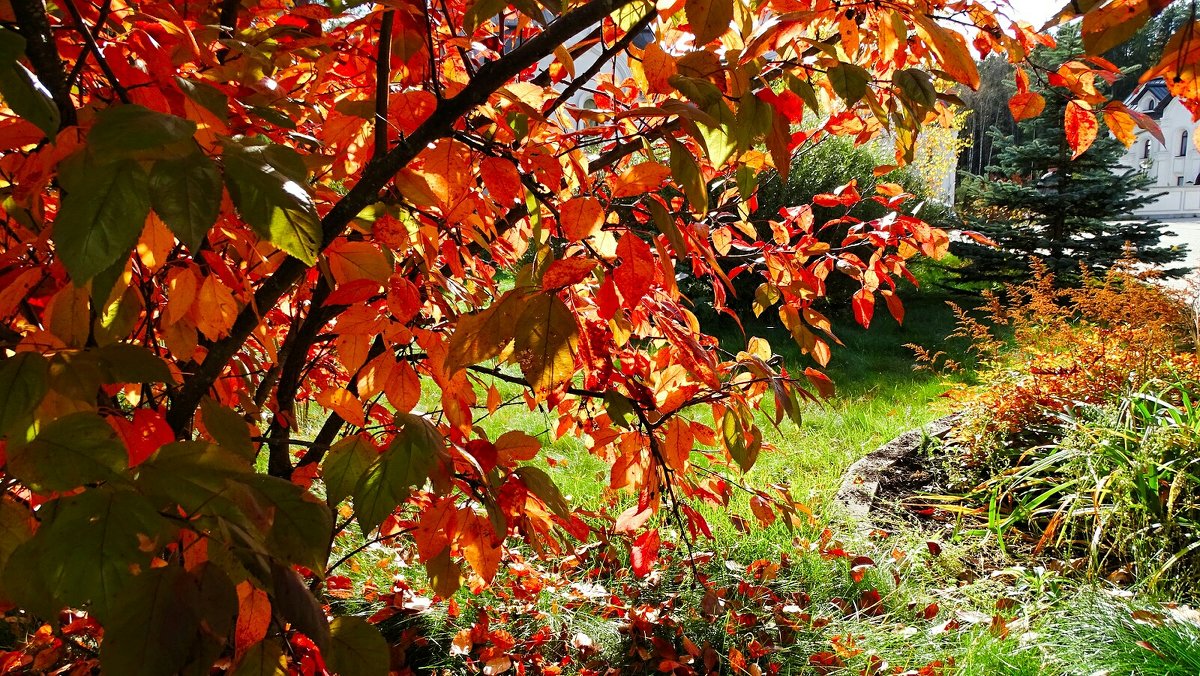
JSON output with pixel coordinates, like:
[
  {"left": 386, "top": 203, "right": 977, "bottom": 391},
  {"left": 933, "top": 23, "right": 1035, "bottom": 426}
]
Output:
[{"left": 930, "top": 261, "right": 1200, "bottom": 595}]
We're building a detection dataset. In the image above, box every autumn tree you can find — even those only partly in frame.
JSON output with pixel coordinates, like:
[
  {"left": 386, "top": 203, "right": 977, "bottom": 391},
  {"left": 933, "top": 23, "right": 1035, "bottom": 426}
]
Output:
[{"left": 0, "top": 0, "right": 1195, "bottom": 673}]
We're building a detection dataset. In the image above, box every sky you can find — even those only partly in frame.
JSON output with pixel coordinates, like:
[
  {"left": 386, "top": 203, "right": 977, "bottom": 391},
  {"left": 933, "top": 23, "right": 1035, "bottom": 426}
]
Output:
[{"left": 989, "top": 0, "right": 1061, "bottom": 29}]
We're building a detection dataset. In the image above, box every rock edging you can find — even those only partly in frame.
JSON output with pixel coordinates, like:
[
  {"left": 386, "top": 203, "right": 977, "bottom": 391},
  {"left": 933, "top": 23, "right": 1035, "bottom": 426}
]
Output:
[{"left": 834, "top": 413, "right": 961, "bottom": 530}]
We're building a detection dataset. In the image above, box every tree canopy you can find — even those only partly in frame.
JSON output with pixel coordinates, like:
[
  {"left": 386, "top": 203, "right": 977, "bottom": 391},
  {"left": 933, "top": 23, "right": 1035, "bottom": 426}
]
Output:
[{"left": 0, "top": 0, "right": 1197, "bottom": 672}]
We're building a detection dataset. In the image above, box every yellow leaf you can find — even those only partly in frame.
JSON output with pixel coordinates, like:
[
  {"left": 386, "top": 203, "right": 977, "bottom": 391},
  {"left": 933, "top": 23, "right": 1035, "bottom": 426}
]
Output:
[
  {"left": 44, "top": 284, "right": 90, "bottom": 348},
  {"left": 513, "top": 294, "right": 578, "bottom": 399}
]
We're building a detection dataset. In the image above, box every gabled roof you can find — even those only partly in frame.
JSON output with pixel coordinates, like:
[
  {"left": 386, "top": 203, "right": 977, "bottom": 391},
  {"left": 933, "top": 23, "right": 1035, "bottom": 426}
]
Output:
[{"left": 1125, "top": 78, "right": 1172, "bottom": 119}]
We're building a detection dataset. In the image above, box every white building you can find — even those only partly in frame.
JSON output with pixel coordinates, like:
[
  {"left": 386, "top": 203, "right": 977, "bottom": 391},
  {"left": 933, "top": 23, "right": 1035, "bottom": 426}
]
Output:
[{"left": 1119, "top": 79, "right": 1200, "bottom": 217}]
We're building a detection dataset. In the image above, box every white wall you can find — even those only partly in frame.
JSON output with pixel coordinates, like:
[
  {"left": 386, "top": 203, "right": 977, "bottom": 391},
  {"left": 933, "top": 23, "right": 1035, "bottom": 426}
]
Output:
[{"left": 1121, "top": 96, "right": 1200, "bottom": 217}]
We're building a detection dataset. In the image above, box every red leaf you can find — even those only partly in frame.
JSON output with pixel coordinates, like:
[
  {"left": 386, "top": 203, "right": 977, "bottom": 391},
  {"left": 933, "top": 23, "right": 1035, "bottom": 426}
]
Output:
[
  {"left": 852, "top": 288, "right": 874, "bottom": 329},
  {"left": 542, "top": 257, "right": 598, "bottom": 290},
  {"left": 480, "top": 156, "right": 523, "bottom": 207},
  {"left": 1065, "top": 100, "right": 1099, "bottom": 159},
  {"left": 881, "top": 289, "right": 904, "bottom": 325},
  {"left": 630, "top": 529, "right": 660, "bottom": 578},
  {"left": 804, "top": 368, "right": 835, "bottom": 399},
  {"left": 613, "top": 234, "right": 655, "bottom": 308},
  {"left": 109, "top": 409, "right": 174, "bottom": 466}
]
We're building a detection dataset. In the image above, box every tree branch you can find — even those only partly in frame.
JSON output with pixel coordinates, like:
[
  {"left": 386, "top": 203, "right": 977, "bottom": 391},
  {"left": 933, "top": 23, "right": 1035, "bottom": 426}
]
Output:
[
  {"left": 544, "top": 8, "right": 654, "bottom": 118},
  {"left": 10, "top": 0, "right": 76, "bottom": 128},
  {"left": 374, "top": 11, "right": 395, "bottom": 158},
  {"left": 61, "top": 0, "right": 129, "bottom": 103},
  {"left": 166, "top": 0, "right": 642, "bottom": 435}
]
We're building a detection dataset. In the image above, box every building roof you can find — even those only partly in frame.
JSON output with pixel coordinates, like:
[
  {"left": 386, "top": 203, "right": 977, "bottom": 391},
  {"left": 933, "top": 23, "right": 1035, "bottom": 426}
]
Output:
[{"left": 1125, "top": 78, "right": 1173, "bottom": 119}]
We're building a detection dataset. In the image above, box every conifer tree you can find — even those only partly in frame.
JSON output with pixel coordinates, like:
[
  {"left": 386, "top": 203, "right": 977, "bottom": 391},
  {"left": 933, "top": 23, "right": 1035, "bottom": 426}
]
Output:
[{"left": 955, "top": 30, "right": 1183, "bottom": 285}]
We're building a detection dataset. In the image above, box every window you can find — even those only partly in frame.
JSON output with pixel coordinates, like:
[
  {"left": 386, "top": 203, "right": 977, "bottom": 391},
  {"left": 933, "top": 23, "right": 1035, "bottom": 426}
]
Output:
[
  {"left": 1144, "top": 96, "right": 1157, "bottom": 111},
  {"left": 1181, "top": 130, "right": 1190, "bottom": 157},
  {"left": 1144, "top": 139, "right": 1152, "bottom": 159},
  {"left": 1177, "top": 176, "right": 1185, "bottom": 186}
]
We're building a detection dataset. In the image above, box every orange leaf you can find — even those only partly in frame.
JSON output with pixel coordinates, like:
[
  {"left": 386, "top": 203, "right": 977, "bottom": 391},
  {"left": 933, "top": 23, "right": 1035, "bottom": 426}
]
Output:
[
  {"left": 316, "top": 387, "right": 366, "bottom": 427},
  {"left": 194, "top": 275, "right": 238, "bottom": 341},
  {"left": 1082, "top": 0, "right": 1150, "bottom": 55},
  {"left": 480, "top": 156, "right": 523, "bottom": 207},
  {"left": 457, "top": 511, "right": 501, "bottom": 585},
  {"left": 388, "top": 90, "right": 436, "bottom": 134},
  {"left": 913, "top": 14, "right": 980, "bottom": 90},
  {"left": 494, "top": 430, "right": 541, "bottom": 465},
  {"left": 1065, "top": 100, "right": 1099, "bottom": 159},
  {"left": 413, "top": 497, "right": 457, "bottom": 562},
  {"left": 559, "top": 196, "right": 604, "bottom": 241},
  {"left": 642, "top": 41, "right": 677, "bottom": 94},
  {"left": 881, "top": 289, "right": 904, "bottom": 325},
  {"left": 610, "top": 162, "right": 671, "bottom": 198},
  {"left": 804, "top": 367, "right": 835, "bottom": 399},
  {"left": 852, "top": 288, "right": 874, "bottom": 329},
  {"left": 684, "top": 0, "right": 733, "bottom": 44},
  {"left": 234, "top": 582, "right": 272, "bottom": 658},
  {"left": 1008, "top": 92, "right": 1045, "bottom": 121},
  {"left": 542, "top": 257, "right": 598, "bottom": 290},
  {"left": 385, "top": 359, "right": 421, "bottom": 414},
  {"left": 1103, "top": 106, "right": 1138, "bottom": 147}
]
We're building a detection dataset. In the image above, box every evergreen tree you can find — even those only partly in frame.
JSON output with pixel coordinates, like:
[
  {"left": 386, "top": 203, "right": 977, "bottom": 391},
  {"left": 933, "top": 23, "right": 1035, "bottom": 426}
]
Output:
[{"left": 954, "top": 30, "right": 1183, "bottom": 285}]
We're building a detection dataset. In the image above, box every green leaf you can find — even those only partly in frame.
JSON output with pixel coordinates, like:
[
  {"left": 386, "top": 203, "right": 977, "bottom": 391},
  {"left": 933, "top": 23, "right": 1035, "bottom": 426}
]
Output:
[
  {"left": 0, "top": 352, "right": 48, "bottom": 440},
  {"left": 0, "top": 28, "right": 60, "bottom": 137},
  {"left": 237, "top": 474, "right": 333, "bottom": 575},
  {"left": 99, "top": 564, "right": 236, "bottom": 676},
  {"left": 175, "top": 77, "right": 229, "bottom": 123},
  {"left": 26, "top": 488, "right": 178, "bottom": 620},
  {"left": 88, "top": 104, "right": 197, "bottom": 159},
  {"left": 327, "top": 617, "right": 390, "bottom": 676},
  {"left": 603, "top": 389, "right": 637, "bottom": 429},
  {"left": 828, "top": 62, "right": 870, "bottom": 105},
  {"left": 222, "top": 137, "right": 321, "bottom": 264},
  {"left": 353, "top": 413, "right": 444, "bottom": 534},
  {"left": 269, "top": 560, "right": 330, "bottom": 653},
  {"left": 464, "top": 0, "right": 507, "bottom": 32},
  {"left": 94, "top": 285, "right": 144, "bottom": 346},
  {"left": 0, "top": 498, "right": 33, "bottom": 594},
  {"left": 697, "top": 99, "right": 737, "bottom": 166},
  {"left": 322, "top": 435, "right": 377, "bottom": 506},
  {"left": 233, "top": 640, "right": 287, "bottom": 676},
  {"left": 151, "top": 152, "right": 222, "bottom": 250},
  {"left": 135, "top": 441, "right": 260, "bottom": 532},
  {"left": 54, "top": 157, "right": 151, "bottom": 282},
  {"left": 893, "top": 69, "right": 936, "bottom": 113},
  {"left": 514, "top": 466, "right": 571, "bottom": 520},
  {"left": 721, "top": 408, "right": 761, "bottom": 473},
  {"left": 8, "top": 411, "right": 127, "bottom": 491},
  {"left": 200, "top": 397, "right": 255, "bottom": 461},
  {"left": 90, "top": 342, "right": 174, "bottom": 384},
  {"left": 668, "top": 137, "right": 707, "bottom": 213}
]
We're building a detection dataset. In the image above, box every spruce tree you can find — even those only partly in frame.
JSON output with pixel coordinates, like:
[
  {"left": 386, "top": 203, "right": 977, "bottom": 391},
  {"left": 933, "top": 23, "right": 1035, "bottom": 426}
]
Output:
[{"left": 954, "top": 30, "right": 1183, "bottom": 285}]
